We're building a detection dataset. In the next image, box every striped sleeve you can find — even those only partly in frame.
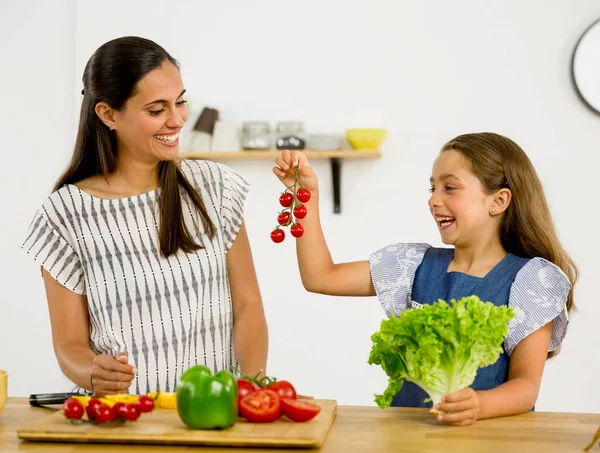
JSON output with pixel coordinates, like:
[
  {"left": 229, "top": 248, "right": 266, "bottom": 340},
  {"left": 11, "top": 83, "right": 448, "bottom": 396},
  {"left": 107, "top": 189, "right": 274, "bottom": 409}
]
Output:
[
  {"left": 368, "top": 243, "right": 431, "bottom": 317},
  {"left": 19, "top": 210, "right": 86, "bottom": 295},
  {"left": 217, "top": 163, "right": 250, "bottom": 252},
  {"left": 504, "top": 257, "right": 571, "bottom": 356}
]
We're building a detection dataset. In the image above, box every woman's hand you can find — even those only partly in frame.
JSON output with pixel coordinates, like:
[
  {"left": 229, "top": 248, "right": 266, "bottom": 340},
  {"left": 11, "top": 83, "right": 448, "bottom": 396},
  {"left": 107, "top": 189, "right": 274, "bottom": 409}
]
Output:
[
  {"left": 89, "top": 352, "right": 136, "bottom": 395},
  {"left": 434, "top": 387, "right": 480, "bottom": 426},
  {"left": 273, "top": 150, "right": 319, "bottom": 193}
]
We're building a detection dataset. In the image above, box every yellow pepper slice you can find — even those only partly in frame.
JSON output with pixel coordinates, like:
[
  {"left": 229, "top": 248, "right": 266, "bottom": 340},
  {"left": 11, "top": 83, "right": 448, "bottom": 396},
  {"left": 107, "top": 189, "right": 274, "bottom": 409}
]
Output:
[{"left": 148, "top": 392, "right": 177, "bottom": 409}]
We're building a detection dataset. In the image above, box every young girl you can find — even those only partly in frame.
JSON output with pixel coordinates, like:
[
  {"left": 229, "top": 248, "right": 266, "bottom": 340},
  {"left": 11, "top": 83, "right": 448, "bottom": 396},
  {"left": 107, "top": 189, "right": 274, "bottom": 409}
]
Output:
[{"left": 273, "top": 132, "right": 577, "bottom": 426}]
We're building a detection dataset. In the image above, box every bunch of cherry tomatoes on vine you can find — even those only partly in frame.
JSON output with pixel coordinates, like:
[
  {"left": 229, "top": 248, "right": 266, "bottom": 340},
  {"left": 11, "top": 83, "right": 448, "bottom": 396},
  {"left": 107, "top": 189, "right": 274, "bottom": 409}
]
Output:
[{"left": 270, "top": 167, "right": 311, "bottom": 243}]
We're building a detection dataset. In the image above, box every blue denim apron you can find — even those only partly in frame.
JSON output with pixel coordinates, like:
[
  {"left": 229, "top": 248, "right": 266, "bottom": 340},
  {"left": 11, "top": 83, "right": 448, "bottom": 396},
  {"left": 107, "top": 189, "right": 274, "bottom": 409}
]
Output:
[{"left": 390, "top": 247, "right": 530, "bottom": 408}]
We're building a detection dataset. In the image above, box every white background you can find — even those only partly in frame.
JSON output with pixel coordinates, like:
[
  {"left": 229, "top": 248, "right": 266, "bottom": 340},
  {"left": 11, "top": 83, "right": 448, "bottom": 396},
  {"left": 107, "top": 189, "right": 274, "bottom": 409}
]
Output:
[{"left": 1, "top": 0, "right": 599, "bottom": 413}]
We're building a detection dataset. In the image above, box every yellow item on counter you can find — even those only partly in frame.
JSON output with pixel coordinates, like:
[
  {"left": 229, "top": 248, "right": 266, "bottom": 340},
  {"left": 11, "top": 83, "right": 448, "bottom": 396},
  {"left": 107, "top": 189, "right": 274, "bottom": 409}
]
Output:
[
  {"left": 71, "top": 395, "right": 91, "bottom": 407},
  {"left": 148, "top": 392, "right": 177, "bottom": 409},
  {"left": 103, "top": 394, "right": 140, "bottom": 405},
  {"left": 72, "top": 393, "right": 141, "bottom": 408}
]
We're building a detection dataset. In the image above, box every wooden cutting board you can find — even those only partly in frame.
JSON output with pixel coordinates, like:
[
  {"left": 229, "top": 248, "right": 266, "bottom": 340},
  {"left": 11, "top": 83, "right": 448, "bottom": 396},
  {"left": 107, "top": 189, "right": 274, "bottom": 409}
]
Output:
[{"left": 17, "top": 399, "right": 337, "bottom": 449}]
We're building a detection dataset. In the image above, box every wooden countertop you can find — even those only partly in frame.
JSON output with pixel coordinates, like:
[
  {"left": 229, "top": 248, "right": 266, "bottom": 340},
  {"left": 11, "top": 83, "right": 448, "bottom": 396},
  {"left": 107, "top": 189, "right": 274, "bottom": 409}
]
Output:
[{"left": 1, "top": 397, "right": 598, "bottom": 452}]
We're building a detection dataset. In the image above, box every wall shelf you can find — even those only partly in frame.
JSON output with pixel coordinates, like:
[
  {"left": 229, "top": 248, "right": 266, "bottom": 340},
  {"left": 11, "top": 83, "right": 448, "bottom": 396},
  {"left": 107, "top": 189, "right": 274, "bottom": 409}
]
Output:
[
  {"left": 179, "top": 149, "right": 382, "bottom": 214},
  {"left": 179, "top": 149, "right": 381, "bottom": 160}
]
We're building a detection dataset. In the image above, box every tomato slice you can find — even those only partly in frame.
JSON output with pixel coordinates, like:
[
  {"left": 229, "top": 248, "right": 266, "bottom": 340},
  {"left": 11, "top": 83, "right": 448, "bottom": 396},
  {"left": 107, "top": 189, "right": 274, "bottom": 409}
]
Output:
[
  {"left": 239, "top": 389, "right": 281, "bottom": 423},
  {"left": 281, "top": 398, "right": 321, "bottom": 422}
]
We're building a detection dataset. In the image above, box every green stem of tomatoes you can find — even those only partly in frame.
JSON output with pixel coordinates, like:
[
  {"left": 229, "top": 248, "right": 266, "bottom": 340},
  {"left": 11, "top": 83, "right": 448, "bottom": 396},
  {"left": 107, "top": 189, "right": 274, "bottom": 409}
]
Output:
[
  {"left": 231, "top": 365, "right": 277, "bottom": 388},
  {"left": 283, "top": 167, "right": 300, "bottom": 227},
  {"left": 290, "top": 166, "right": 299, "bottom": 226}
]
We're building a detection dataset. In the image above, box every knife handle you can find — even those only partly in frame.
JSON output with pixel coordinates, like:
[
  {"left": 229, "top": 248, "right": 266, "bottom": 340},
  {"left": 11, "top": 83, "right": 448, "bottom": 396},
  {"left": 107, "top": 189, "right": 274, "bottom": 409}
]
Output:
[{"left": 29, "top": 392, "right": 87, "bottom": 407}]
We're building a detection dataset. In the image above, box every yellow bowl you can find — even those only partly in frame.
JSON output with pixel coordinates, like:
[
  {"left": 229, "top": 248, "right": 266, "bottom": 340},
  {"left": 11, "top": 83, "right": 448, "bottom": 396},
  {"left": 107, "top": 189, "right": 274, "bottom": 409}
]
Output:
[
  {"left": 0, "top": 370, "right": 6, "bottom": 414},
  {"left": 346, "top": 128, "right": 387, "bottom": 150}
]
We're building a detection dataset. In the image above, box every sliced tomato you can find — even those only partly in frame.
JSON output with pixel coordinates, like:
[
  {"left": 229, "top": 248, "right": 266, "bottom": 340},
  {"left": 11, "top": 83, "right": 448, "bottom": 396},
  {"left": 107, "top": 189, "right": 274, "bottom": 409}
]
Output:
[
  {"left": 239, "top": 389, "right": 281, "bottom": 423},
  {"left": 281, "top": 398, "right": 320, "bottom": 422}
]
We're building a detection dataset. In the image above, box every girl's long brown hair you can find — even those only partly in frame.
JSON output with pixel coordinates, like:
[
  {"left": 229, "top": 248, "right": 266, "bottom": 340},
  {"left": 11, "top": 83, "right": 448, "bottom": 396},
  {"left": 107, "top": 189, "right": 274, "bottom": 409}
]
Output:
[
  {"left": 441, "top": 132, "right": 578, "bottom": 358},
  {"left": 53, "top": 36, "right": 215, "bottom": 257}
]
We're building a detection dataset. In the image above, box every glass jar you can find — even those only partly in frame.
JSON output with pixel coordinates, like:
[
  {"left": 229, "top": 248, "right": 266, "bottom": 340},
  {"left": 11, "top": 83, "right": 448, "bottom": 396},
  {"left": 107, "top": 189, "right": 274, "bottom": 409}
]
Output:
[
  {"left": 241, "top": 122, "right": 272, "bottom": 150},
  {"left": 275, "top": 121, "right": 306, "bottom": 150}
]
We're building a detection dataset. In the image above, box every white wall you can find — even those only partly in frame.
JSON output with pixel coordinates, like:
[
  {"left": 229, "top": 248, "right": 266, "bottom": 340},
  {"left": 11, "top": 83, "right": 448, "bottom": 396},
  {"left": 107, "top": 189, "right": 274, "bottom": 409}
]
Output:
[
  {"left": 0, "top": 0, "right": 77, "bottom": 393},
  {"left": 2, "top": 0, "right": 599, "bottom": 413}
]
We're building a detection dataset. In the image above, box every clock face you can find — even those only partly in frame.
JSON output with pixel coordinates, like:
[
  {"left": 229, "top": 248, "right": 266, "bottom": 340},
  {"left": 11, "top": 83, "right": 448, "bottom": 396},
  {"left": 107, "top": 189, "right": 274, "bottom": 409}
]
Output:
[{"left": 573, "top": 19, "right": 600, "bottom": 115}]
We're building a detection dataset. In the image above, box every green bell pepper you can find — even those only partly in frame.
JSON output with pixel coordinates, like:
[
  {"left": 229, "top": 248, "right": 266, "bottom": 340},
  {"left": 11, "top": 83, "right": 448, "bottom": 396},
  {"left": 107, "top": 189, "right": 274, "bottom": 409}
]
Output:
[{"left": 176, "top": 365, "right": 238, "bottom": 430}]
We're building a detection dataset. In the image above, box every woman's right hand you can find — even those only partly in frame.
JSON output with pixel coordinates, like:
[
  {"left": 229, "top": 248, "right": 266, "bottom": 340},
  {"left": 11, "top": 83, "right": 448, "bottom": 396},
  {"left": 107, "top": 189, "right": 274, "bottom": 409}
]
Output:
[
  {"left": 89, "top": 352, "right": 136, "bottom": 395},
  {"left": 273, "top": 150, "right": 319, "bottom": 193}
]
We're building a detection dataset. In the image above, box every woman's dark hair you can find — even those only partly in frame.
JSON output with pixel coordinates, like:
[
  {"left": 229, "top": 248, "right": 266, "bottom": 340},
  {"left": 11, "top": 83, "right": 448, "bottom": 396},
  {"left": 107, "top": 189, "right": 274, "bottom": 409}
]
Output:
[{"left": 54, "top": 36, "right": 215, "bottom": 257}]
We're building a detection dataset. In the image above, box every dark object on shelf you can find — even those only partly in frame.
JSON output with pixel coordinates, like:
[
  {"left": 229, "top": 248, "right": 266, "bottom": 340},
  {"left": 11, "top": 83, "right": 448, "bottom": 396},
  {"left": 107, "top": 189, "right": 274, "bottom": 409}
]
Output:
[{"left": 193, "top": 107, "right": 219, "bottom": 134}]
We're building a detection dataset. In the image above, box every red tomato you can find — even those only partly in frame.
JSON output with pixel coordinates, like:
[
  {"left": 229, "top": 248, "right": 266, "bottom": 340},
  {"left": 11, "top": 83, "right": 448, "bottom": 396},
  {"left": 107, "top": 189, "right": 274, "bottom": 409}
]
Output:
[
  {"left": 239, "top": 389, "right": 281, "bottom": 423},
  {"left": 86, "top": 398, "right": 102, "bottom": 421},
  {"left": 281, "top": 398, "right": 321, "bottom": 422},
  {"left": 95, "top": 404, "right": 116, "bottom": 424},
  {"left": 290, "top": 223, "right": 304, "bottom": 238},
  {"left": 296, "top": 189, "right": 311, "bottom": 203},
  {"left": 293, "top": 205, "right": 307, "bottom": 219},
  {"left": 277, "top": 211, "right": 291, "bottom": 226},
  {"left": 120, "top": 403, "right": 141, "bottom": 421},
  {"left": 63, "top": 398, "right": 84, "bottom": 420},
  {"left": 271, "top": 228, "right": 285, "bottom": 243},
  {"left": 112, "top": 402, "right": 126, "bottom": 419},
  {"left": 279, "top": 192, "right": 293, "bottom": 208},
  {"left": 136, "top": 395, "right": 155, "bottom": 413},
  {"left": 237, "top": 379, "right": 256, "bottom": 404},
  {"left": 267, "top": 380, "right": 297, "bottom": 400}
]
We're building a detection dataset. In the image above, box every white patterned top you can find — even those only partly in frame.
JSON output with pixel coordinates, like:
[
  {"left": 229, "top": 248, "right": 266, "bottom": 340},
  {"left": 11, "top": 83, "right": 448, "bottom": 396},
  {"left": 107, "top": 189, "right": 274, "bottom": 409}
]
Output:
[
  {"left": 20, "top": 160, "right": 249, "bottom": 394},
  {"left": 369, "top": 243, "right": 572, "bottom": 356}
]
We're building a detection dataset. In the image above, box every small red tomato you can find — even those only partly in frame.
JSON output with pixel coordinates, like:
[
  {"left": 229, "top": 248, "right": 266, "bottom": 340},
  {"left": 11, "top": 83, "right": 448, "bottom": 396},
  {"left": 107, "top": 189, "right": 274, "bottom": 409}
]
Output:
[
  {"left": 63, "top": 398, "right": 84, "bottom": 420},
  {"left": 268, "top": 380, "right": 297, "bottom": 400},
  {"left": 121, "top": 403, "right": 141, "bottom": 421},
  {"left": 296, "top": 189, "right": 311, "bottom": 203},
  {"left": 95, "top": 404, "right": 116, "bottom": 424},
  {"left": 277, "top": 211, "right": 291, "bottom": 226},
  {"left": 281, "top": 398, "right": 321, "bottom": 422},
  {"left": 279, "top": 192, "right": 293, "bottom": 208},
  {"left": 237, "top": 379, "right": 257, "bottom": 404},
  {"left": 271, "top": 228, "right": 285, "bottom": 243},
  {"left": 293, "top": 205, "right": 307, "bottom": 219},
  {"left": 291, "top": 223, "right": 304, "bottom": 238},
  {"left": 86, "top": 398, "right": 102, "bottom": 421},
  {"left": 112, "top": 402, "right": 126, "bottom": 420},
  {"left": 136, "top": 395, "right": 155, "bottom": 413}
]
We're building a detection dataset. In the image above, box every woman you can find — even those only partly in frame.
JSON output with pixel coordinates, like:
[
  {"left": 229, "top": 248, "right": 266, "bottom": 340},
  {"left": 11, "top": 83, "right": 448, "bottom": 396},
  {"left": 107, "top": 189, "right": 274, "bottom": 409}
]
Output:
[{"left": 20, "top": 36, "right": 268, "bottom": 395}]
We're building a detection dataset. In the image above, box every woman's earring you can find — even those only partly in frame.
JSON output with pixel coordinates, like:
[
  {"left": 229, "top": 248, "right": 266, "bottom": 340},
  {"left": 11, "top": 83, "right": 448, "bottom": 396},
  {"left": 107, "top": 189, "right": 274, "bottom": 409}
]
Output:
[{"left": 491, "top": 209, "right": 496, "bottom": 214}]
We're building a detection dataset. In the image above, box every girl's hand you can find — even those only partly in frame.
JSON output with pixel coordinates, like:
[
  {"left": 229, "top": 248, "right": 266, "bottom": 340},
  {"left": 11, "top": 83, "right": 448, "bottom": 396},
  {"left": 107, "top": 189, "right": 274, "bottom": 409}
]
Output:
[
  {"left": 434, "top": 387, "right": 480, "bottom": 426},
  {"left": 273, "top": 150, "right": 318, "bottom": 193}
]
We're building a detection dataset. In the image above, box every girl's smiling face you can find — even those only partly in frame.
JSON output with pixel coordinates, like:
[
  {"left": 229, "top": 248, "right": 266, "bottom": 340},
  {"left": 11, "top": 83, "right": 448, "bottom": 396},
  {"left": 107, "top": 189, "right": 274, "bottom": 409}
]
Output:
[{"left": 428, "top": 150, "right": 499, "bottom": 248}]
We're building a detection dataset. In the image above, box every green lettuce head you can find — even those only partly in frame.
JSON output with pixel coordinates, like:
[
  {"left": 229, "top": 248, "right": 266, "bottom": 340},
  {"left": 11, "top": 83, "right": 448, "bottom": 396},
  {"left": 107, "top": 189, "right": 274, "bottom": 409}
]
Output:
[{"left": 368, "top": 295, "right": 514, "bottom": 409}]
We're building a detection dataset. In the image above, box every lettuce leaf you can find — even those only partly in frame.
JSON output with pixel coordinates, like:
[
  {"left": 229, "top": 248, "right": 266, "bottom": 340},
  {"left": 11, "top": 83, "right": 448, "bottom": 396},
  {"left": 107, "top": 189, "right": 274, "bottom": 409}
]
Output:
[{"left": 368, "top": 295, "right": 514, "bottom": 409}]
